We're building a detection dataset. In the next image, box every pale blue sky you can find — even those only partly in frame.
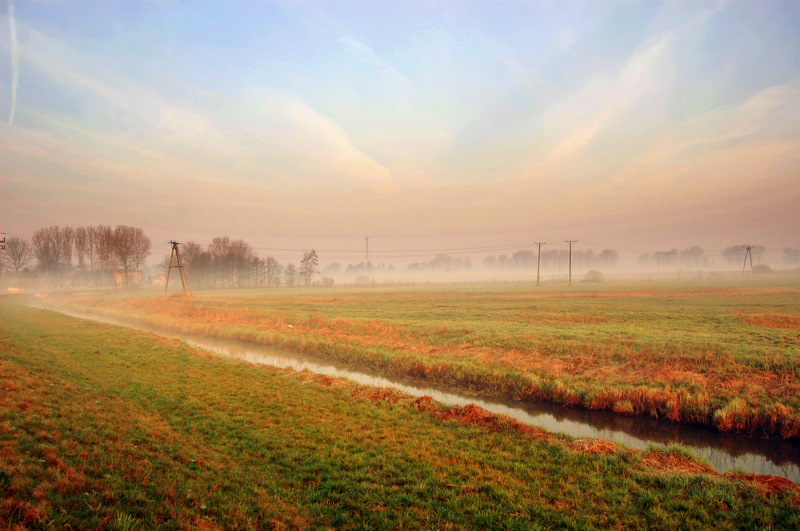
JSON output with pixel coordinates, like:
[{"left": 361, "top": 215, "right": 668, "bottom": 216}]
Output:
[{"left": 1, "top": 1, "right": 799, "bottom": 263}]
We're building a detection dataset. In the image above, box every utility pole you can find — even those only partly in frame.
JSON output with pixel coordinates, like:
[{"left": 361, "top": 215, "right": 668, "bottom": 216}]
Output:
[
  {"left": 565, "top": 240, "right": 577, "bottom": 286},
  {"left": 365, "top": 236, "right": 370, "bottom": 264},
  {"left": 164, "top": 240, "right": 192, "bottom": 297},
  {"left": 534, "top": 242, "right": 545, "bottom": 286},
  {"left": 741, "top": 245, "right": 753, "bottom": 275}
]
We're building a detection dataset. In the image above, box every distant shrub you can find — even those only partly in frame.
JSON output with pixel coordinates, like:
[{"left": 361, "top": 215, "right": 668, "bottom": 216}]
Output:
[
  {"left": 582, "top": 270, "right": 604, "bottom": 283},
  {"left": 354, "top": 275, "right": 375, "bottom": 287},
  {"left": 752, "top": 264, "right": 773, "bottom": 275}
]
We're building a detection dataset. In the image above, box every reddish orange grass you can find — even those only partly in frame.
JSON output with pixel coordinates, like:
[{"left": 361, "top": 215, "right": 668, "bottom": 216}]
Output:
[
  {"left": 739, "top": 313, "right": 800, "bottom": 330},
  {"left": 725, "top": 473, "right": 800, "bottom": 504}
]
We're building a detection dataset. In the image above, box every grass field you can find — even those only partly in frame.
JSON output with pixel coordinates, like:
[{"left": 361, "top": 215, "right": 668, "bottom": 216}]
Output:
[
  {"left": 1, "top": 302, "right": 799, "bottom": 529},
  {"left": 45, "top": 279, "right": 800, "bottom": 439}
]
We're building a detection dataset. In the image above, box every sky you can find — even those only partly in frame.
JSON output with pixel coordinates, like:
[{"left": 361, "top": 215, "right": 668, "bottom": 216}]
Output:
[{"left": 1, "top": 0, "right": 799, "bottom": 266}]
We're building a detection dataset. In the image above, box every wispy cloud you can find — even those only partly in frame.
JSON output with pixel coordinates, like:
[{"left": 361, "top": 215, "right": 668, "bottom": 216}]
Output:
[
  {"left": 338, "top": 34, "right": 408, "bottom": 86},
  {"left": 612, "top": 76, "right": 800, "bottom": 176},
  {"left": 11, "top": 16, "right": 395, "bottom": 193},
  {"left": 541, "top": 32, "right": 673, "bottom": 171},
  {"left": 248, "top": 91, "right": 396, "bottom": 192}
]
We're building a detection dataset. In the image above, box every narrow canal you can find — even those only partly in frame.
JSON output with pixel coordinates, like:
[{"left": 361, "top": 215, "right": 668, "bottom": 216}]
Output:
[{"left": 41, "top": 305, "right": 800, "bottom": 483}]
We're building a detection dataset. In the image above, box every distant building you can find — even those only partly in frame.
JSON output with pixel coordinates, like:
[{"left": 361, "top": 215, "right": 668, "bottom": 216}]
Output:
[{"left": 114, "top": 270, "right": 142, "bottom": 287}]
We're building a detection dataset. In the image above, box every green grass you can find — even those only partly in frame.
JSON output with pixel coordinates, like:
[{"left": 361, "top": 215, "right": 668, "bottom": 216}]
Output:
[
  {"left": 1, "top": 303, "right": 798, "bottom": 529},
  {"left": 44, "top": 278, "right": 800, "bottom": 438}
]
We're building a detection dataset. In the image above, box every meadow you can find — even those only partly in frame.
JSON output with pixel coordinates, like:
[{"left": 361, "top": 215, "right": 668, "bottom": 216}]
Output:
[
  {"left": 46, "top": 278, "right": 800, "bottom": 440},
  {"left": 1, "top": 302, "right": 799, "bottom": 529}
]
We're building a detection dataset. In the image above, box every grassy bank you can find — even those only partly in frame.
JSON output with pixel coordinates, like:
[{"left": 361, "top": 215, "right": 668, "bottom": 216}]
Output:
[
  {"left": 46, "top": 280, "right": 800, "bottom": 439},
  {"left": 1, "top": 303, "right": 798, "bottom": 529}
]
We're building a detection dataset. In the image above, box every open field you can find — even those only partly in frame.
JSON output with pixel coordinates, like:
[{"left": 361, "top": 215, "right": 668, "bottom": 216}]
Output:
[
  {"left": 45, "top": 279, "right": 800, "bottom": 439},
  {"left": 1, "top": 303, "right": 799, "bottom": 529}
]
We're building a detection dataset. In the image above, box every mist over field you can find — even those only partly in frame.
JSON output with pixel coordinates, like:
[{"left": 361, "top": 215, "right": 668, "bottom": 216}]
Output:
[{"left": 3, "top": 220, "right": 800, "bottom": 292}]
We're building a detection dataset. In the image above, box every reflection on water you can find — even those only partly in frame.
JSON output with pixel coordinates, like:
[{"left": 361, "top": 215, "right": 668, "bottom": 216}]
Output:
[{"left": 42, "top": 305, "right": 800, "bottom": 483}]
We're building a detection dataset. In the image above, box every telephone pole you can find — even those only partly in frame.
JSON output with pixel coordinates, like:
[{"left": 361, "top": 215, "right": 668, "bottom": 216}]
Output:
[
  {"left": 565, "top": 240, "right": 577, "bottom": 286},
  {"left": 534, "top": 242, "right": 545, "bottom": 286},
  {"left": 365, "top": 236, "right": 370, "bottom": 263},
  {"left": 741, "top": 245, "right": 754, "bottom": 275},
  {"left": 164, "top": 240, "right": 192, "bottom": 297}
]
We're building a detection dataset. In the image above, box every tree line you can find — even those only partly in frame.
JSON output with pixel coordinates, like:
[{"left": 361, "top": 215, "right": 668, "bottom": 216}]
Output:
[
  {"left": 2, "top": 225, "right": 151, "bottom": 288},
  {"left": 636, "top": 245, "right": 800, "bottom": 269},
  {"left": 483, "top": 248, "right": 619, "bottom": 270},
  {"left": 638, "top": 246, "right": 709, "bottom": 268},
  {"left": 4, "top": 229, "right": 799, "bottom": 289},
  {"left": 172, "top": 238, "right": 320, "bottom": 290}
]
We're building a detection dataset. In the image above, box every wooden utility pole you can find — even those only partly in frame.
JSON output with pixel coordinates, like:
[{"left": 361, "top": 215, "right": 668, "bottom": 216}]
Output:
[
  {"left": 565, "top": 240, "right": 577, "bottom": 286},
  {"left": 365, "top": 236, "right": 370, "bottom": 263},
  {"left": 741, "top": 245, "right": 753, "bottom": 275},
  {"left": 164, "top": 240, "right": 192, "bottom": 297},
  {"left": 535, "top": 242, "right": 545, "bottom": 286}
]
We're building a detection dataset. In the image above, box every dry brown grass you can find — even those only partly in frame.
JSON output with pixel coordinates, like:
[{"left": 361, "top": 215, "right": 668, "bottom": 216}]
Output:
[
  {"left": 739, "top": 313, "right": 800, "bottom": 330},
  {"left": 643, "top": 451, "right": 716, "bottom": 475},
  {"left": 566, "top": 439, "right": 620, "bottom": 455},
  {"left": 508, "top": 287, "right": 746, "bottom": 300},
  {"left": 520, "top": 312, "right": 610, "bottom": 324},
  {"left": 725, "top": 473, "right": 800, "bottom": 504},
  {"left": 403, "top": 398, "right": 556, "bottom": 441}
]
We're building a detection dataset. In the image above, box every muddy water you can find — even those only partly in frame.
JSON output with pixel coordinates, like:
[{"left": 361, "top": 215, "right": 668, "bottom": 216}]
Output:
[{"left": 41, "top": 306, "right": 800, "bottom": 482}]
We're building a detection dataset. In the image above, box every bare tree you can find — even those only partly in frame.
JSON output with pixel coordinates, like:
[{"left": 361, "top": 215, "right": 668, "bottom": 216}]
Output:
[
  {"left": 74, "top": 227, "right": 88, "bottom": 284},
  {"left": 111, "top": 225, "right": 151, "bottom": 288},
  {"left": 229, "top": 239, "right": 254, "bottom": 288},
  {"left": 32, "top": 226, "right": 60, "bottom": 285},
  {"left": 208, "top": 236, "right": 232, "bottom": 288},
  {"left": 284, "top": 263, "right": 298, "bottom": 287},
  {"left": 511, "top": 250, "right": 535, "bottom": 268},
  {"left": 264, "top": 255, "right": 282, "bottom": 287},
  {"left": 180, "top": 241, "right": 210, "bottom": 289},
  {"left": 2, "top": 235, "right": 33, "bottom": 283},
  {"left": 680, "top": 246, "right": 706, "bottom": 267},
  {"left": 85, "top": 226, "right": 97, "bottom": 286},
  {"left": 654, "top": 249, "right": 679, "bottom": 268},
  {"left": 299, "top": 250, "right": 319, "bottom": 286},
  {"left": 182, "top": 241, "right": 204, "bottom": 265},
  {"left": 94, "top": 225, "right": 114, "bottom": 287},
  {"left": 59, "top": 226, "right": 74, "bottom": 286},
  {"left": 597, "top": 249, "right": 619, "bottom": 268}
]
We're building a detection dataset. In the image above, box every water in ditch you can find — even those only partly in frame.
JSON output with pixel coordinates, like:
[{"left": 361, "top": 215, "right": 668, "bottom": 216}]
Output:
[{"left": 40, "top": 306, "right": 800, "bottom": 483}]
